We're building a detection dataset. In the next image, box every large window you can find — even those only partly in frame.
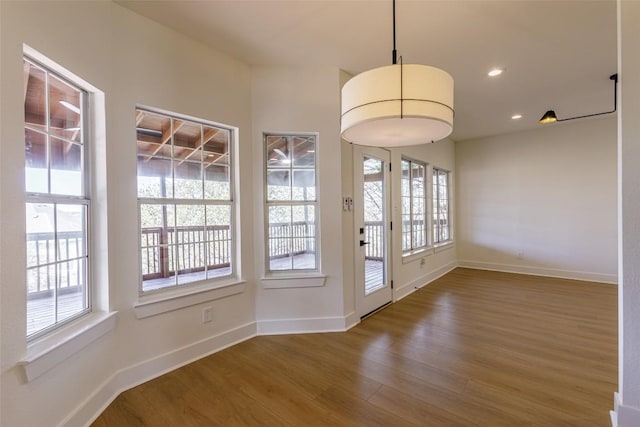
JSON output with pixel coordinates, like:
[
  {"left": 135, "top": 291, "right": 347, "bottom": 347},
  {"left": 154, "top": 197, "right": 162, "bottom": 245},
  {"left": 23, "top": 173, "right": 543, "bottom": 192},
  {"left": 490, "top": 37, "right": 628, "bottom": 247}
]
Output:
[
  {"left": 401, "top": 158, "right": 427, "bottom": 252},
  {"left": 433, "top": 167, "right": 451, "bottom": 244},
  {"left": 265, "top": 134, "right": 317, "bottom": 272},
  {"left": 136, "top": 108, "right": 234, "bottom": 293},
  {"left": 24, "top": 56, "right": 90, "bottom": 339}
]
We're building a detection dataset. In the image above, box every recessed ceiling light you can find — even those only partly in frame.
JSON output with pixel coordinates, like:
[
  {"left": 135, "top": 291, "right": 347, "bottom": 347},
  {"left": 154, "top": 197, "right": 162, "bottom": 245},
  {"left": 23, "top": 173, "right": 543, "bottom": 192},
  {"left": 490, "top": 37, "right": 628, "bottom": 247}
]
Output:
[
  {"left": 511, "top": 114, "right": 523, "bottom": 120},
  {"left": 488, "top": 68, "right": 503, "bottom": 77}
]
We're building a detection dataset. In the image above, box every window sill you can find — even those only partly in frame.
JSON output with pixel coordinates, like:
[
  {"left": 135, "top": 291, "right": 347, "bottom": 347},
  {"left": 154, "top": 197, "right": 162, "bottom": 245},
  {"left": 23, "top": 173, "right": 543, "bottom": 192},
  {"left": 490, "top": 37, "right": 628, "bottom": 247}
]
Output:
[
  {"left": 402, "top": 248, "right": 433, "bottom": 264},
  {"left": 261, "top": 274, "right": 326, "bottom": 289},
  {"left": 134, "top": 279, "right": 246, "bottom": 319},
  {"left": 434, "top": 241, "right": 455, "bottom": 253},
  {"left": 20, "top": 311, "right": 118, "bottom": 382}
]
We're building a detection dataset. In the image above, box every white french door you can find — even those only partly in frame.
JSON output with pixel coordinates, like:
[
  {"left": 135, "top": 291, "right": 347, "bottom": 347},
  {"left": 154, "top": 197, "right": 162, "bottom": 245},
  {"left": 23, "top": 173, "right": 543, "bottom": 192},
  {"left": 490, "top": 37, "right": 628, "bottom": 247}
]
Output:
[{"left": 353, "top": 145, "right": 392, "bottom": 318}]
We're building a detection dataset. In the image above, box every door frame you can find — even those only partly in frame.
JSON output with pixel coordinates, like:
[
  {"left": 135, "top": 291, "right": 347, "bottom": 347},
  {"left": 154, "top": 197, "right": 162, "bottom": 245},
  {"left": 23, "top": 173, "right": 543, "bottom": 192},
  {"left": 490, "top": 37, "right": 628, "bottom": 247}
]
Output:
[{"left": 353, "top": 145, "right": 393, "bottom": 318}]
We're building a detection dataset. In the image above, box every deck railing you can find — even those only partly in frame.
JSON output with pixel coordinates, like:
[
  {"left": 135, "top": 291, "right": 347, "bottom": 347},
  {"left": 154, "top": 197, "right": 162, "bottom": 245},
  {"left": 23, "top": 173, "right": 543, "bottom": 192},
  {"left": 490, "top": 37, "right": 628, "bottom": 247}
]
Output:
[
  {"left": 26, "top": 220, "right": 386, "bottom": 296},
  {"left": 26, "top": 231, "right": 85, "bottom": 298}
]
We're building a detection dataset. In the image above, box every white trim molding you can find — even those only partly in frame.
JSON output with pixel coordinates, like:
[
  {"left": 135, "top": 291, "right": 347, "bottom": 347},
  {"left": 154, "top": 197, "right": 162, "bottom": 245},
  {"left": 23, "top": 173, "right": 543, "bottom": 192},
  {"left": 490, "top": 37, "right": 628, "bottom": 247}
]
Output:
[
  {"left": 261, "top": 274, "right": 326, "bottom": 289},
  {"left": 457, "top": 260, "right": 617, "bottom": 284},
  {"left": 61, "top": 321, "right": 257, "bottom": 427},
  {"left": 256, "top": 315, "right": 352, "bottom": 335},
  {"left": 615, "top": 404, "right": 640, "bottom": 427},
  {"left": 134, "top": 281, "right": 246, "bottom": 319},
  {"left": 394, "top": 261, "right": 457, "bottom": 301},
  {"left": 20, "top": 311, "right": 117, "bottom": 382}
]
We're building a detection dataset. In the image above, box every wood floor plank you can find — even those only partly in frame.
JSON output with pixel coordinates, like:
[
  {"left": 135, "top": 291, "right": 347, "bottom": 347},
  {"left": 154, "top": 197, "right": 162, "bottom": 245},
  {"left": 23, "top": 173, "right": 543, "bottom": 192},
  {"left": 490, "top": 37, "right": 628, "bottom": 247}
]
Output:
[{"left": 93, "top": 268, "right": 617, "bottom": 426}]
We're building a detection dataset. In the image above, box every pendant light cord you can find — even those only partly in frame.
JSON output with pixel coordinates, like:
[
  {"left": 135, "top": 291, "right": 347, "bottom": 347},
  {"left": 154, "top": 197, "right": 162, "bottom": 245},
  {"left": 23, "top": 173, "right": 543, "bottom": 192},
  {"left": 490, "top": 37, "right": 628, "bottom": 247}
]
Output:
[{"left": 392, "top": 0, "right": 397, "bottom": 64}]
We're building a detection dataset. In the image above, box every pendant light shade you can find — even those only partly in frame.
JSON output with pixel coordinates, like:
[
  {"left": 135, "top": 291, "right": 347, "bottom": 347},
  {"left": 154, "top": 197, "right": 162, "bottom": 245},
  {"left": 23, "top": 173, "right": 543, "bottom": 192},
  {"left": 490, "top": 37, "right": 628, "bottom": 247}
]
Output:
[{"left": 341, "top": 64, "right": 454, "bottom": 147}]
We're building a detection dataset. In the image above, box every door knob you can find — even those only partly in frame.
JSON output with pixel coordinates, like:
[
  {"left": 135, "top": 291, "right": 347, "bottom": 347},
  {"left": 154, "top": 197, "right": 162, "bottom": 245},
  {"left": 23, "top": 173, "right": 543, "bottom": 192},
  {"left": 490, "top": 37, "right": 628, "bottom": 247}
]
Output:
[{"left": 360, "top": 240, "right": 370, "bottom": 246}]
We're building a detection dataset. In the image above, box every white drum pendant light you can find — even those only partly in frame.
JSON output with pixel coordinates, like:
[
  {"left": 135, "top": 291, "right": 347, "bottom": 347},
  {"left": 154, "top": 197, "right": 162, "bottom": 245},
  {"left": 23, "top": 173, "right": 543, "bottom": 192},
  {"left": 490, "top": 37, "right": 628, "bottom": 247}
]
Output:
[{"left": 341, "top": 1, "right": 454, "bottom": 147}]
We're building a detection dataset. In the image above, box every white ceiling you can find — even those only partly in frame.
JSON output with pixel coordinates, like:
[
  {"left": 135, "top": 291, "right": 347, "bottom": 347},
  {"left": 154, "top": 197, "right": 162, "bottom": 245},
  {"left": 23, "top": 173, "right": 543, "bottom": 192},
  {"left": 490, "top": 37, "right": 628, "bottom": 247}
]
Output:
[{"left": 117, "top": 0, "right": 617, "bottom": 141}]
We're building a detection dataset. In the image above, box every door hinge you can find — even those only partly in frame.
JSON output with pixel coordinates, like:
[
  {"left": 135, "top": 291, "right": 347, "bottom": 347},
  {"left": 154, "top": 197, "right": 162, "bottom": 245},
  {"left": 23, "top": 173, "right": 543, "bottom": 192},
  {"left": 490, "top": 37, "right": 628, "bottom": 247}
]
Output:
[
  {"left": 390, "top": 221, "right": 393, "bottom": 231},
  {"left": 389, "top": 163, "right": 392, "bottom": 172},
  {"left": 391, "top": 280, "right": 394, "bottom": 289}
]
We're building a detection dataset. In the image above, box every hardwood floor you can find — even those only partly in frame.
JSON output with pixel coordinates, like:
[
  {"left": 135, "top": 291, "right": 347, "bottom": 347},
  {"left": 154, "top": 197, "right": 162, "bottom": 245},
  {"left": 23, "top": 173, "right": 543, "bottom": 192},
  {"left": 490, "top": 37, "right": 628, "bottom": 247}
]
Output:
[{"left": 92, "top": 268, "right": 617, "bottom": 426}]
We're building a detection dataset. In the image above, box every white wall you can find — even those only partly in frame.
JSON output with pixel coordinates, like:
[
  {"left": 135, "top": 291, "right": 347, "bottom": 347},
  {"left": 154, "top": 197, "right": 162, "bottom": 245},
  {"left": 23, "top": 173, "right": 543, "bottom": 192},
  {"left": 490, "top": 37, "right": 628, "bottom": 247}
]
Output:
[
  {"left": 251, "top": 66, "right": 348, "bottom": 332},
  {"left": 389, "top": 140, "right": 458, "bottom": 300},
  {"left": 1, "top": 2, "right": 255, "bottom": 426},
  {"left": 456, "top": 117, "right": 618, "bottom": 283},
  {"left": 616, "top": 1, "right": 640, "bottom": 425}
]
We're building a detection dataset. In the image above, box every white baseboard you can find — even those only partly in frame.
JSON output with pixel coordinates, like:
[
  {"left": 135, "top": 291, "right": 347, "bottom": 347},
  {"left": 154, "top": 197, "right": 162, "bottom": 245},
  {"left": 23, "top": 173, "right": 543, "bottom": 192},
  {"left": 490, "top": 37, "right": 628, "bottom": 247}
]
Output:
[
  {"left": 394, "top": 261, "right": 458, "bottom": 301},
  {"left": 457, "top": 260, "right": 617, "bottom": 284},
  {"left": 615, "top": 400, "right": 640, "bottom": 427},
  {"left": 60, "top": 321, "right": 257, "bottom": 427},
  {"left": 256, "top": 315, "right": 353, "bottom": 335},
  {"left": 344, "top": 311, "right": 360, "bottom": 330}
]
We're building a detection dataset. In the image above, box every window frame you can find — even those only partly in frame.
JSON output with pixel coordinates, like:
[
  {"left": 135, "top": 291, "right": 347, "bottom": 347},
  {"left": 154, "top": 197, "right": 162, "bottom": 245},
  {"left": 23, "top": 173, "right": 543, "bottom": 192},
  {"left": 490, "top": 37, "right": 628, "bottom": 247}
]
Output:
[
  {"left": 400, "top": 157, "right": 428, "bottom": 255},
  {"left": 135, "top": 106, "right": 237, "bottom": 295},
  {"left": 24, "top": 54, "right": 92, "bottom": 341},
  {"left": 263, "top": 132, "right": 319, "bottom": 275},
  {"left": 432, "top": 167, "right": 452, "bottom": 245}
]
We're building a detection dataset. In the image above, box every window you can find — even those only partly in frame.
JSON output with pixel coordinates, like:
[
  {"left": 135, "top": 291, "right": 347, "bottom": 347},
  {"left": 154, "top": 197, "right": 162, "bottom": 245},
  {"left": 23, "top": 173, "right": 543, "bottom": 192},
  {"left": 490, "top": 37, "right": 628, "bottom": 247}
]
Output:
[
  {"left": 265, "top": 134, "right": 317, "bottom": 272},
  {"left": 433, "top": 167, "right": 451, "bottom": 244},
  {"left": 136, "top": 108, "right": 235, "bottom": 293},
  {"left": 24, "top": 56, "right": 90, "bottom": 339},
  {"left": 401, "top": 158, "right": 427, "bottom": 252}
]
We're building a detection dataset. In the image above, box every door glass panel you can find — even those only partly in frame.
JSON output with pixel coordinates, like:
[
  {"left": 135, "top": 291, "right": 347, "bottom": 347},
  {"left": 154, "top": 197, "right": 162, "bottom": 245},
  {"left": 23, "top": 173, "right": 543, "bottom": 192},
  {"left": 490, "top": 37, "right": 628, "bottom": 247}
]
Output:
[{"left": 363, "top": 156, "right": 385, "bottom": 295}]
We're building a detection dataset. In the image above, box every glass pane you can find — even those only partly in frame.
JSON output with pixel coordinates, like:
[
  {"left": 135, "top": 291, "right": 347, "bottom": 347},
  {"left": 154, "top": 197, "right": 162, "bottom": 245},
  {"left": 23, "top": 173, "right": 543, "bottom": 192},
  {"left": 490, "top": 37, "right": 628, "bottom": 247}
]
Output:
[
  {"left": 268, "top": 205, "right": 291, "bottom": 237},
  {"left": 292, "top": 136, "right": 315, "bottom": 167},
  {"left": 141, "top": 204, "right": 176, "bottom": 292},
  {"left": 56, "top": 204, "right": 87, "bottom": 261},
  {"left": 204, "top": 164, "right": 230, "bottom": 200},
  {"left": 26, "top": 203, "right": 55, "bottom": 268},
  {"left": 174, "top": 205, "right": 205, "bottom": 284},
  {"left": 206, "top": 205, "right": 231, "bottom": 279},
  {"left": 136, "top": 110, "right": 171, "bottom": 167},
  {"left": 363, "top": 157, "right": 384, "bottom": 222},
  {"left": 269, "top": 240, "right": 292, "bottom": 271},
  {"left": 174, "top": 160, "right": 202, "bottom": 199},
  {"left": 266, "top": 135, "right": 290, "bottom": 168},
  {"left": 203, "top": 126, "right": 229, "bottom": 166},
  {"left": 412, "top": 164, "right": 425, "bottom": 198},
  {"left": 27, "top": 265, "right": 56, "bottom": 336},
  {"left": 137, "top": 157, "right": 172, "bottom": 198},
  {"left": 173, "top": 120, "right": 201, "bottom": 162},
  {"left": 291, "top": 205, "right": 314, "bottom": 235},
  {"left": 25, "top": 128, "right": 48, "bottom": 193},
  {"left": 268, "top": 205, "right": 291, "bottom": 270},
  {"left": 293, "top": 239, "right": 316, "bottom": 269},
  {"left": 50, "top": 136, "right": 82, "bottom": 196},
  {"left": 24, "top": 60, "right": 47, "bottom": 130},
  {"left": 49, "top": 73, "right": 82, "bottom": 140},
  {"left": 363, "top": 156, "right": 385, "bottom": 295},
  {"left": 402, "top": 212, "right": 411, "bottom": 251},
  {"left": 267, "top": 170, "right": 291, "bottom": 201},
  {"left": 57, "top": 258, "right": 88, "bottom": 323},
  {"left": 292, "top": 170, "right": 315, "bottom": 201}
]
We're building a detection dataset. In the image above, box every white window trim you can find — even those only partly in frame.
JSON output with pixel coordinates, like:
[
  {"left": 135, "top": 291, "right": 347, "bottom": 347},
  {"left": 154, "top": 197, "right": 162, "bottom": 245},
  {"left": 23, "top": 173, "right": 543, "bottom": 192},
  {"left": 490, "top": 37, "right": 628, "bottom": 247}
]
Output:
[
  {"left": 402, "top": 247, "right": 434, "bottom": 264},
  {"left": 260, "top": 274, "right": 326, "bottom": 289},
  {"left": 400, "top": 157, "right": 428, "bottom": 254},
  {"left": 263, "top": 132, "right": 321, "bottom": 277},
  {"left": 135, "top": 106, "right": 240, "bottom": 296},
  {"left": 20, "top": 45, "right": 115, "bottom": 379},
  {"left": 134, "top": 279, "right": 246, "bottom": 319},
  {"left": 20, "top": 311, "right": 117, "bottom": 382},
  {"left": 432, "top": 166, "right": 452, "bottom": 245}
]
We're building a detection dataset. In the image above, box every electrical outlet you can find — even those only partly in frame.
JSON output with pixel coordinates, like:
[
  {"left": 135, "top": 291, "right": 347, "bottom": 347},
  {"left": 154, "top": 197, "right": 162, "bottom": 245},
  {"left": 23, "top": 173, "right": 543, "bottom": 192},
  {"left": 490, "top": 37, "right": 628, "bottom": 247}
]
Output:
[
  {"left": 202, "top": 306, "right": 213, "bottom": 323},
  {"left": 517, "top": 252, "right": 524, "bottom": 260}
]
